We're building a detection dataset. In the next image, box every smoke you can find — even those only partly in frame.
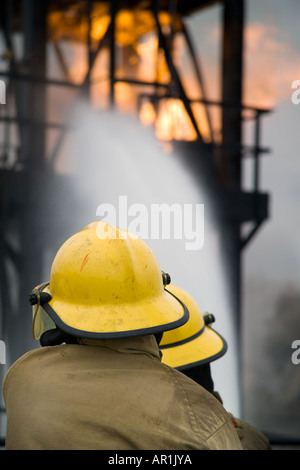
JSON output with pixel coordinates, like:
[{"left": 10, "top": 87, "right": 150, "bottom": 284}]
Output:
[
  {"left": 68, "top": 103, "right": 240, "bottom": 416},
  {"left": 206, "top": 20, "right": 300, "bottom": 109},
  {"left": 244, "top": 22, "right": 300, "bottom": 108}
]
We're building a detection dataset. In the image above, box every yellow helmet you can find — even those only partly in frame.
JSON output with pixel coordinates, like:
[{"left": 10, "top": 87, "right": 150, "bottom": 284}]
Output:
[
  {"left": 160, "top": 284, "right": 227, "bottom": 370},
  {"left": 30, "top": 221, "right": 189, "bottom": 341}
]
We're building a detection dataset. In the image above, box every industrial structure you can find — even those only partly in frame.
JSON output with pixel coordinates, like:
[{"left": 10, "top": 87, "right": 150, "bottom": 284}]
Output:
[{"left": 0, "top": 0, "right": 270, "bottom": 443}]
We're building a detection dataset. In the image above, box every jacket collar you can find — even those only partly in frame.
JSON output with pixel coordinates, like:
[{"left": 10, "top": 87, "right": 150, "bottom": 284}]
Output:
[{"left": 78, "top": 334, "right": 162, "bottom": 361}]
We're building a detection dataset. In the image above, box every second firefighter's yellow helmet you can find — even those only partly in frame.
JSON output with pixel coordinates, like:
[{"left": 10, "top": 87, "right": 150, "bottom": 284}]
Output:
[
  {"left": 31, "top": 221, "right": 189, "bottom": 340},
  {"left": 160, "top": 284, "right": 227, "bottom": 370}
]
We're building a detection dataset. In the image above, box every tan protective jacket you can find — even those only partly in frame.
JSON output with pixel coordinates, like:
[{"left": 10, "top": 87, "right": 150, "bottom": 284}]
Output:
[
  {"left": 3, "top": 335, "right": 243, "bottom": 450},
  {"left": 212, "top": 392, "right": 271, "bottom": 450}
]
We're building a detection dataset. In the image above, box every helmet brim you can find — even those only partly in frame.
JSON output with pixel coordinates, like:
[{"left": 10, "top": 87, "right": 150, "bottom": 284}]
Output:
[
  {"left": 40, "top": 283, "right": 189, "bottom": 339},
  {"left": 160, "top": 326, "right": 227, "bottom": 369}
]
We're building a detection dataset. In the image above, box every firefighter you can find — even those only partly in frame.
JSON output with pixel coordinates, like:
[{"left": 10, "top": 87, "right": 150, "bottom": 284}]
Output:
[
  {"left": 3, "top": 221, "right": 242, "bottom": 450},
  {"left": 160, "top": 283, "right": 272, "bottom": 451}
]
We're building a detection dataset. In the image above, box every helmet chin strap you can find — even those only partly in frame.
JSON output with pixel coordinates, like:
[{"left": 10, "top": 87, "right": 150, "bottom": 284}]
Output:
[{"left": 40, "top": 328, "right": 78, "bottom": 347}]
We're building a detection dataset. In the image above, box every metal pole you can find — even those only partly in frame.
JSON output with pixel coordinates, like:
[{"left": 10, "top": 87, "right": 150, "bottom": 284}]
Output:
[
  {"left": 180, "top": 20, "right": 214, "bottom": 143},
  {"left": 221, "top": 0, "right": 245, "bottom": 413},
  {"left": 12, "top": 0, "right": 48, "bottom": 362},
  {"left": 152, "top": 2, "right": 203, "bottom": 142},
  {"left": 109, "top": 0, "right": 116, "bottom": 108}
]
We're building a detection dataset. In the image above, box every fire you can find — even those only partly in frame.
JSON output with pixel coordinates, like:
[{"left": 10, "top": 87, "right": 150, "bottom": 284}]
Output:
[
  {"left": 48, "top": 3, "right": 212, "bottom": 144},
  {"left": 139, "top": 100, "right": 156, "bottom": 126},
  {"left": 48, "top": 4, "right": 181, "bottom": 46},
  {"left": 155, "top": 99, "right": 197, "bottom": 141}
]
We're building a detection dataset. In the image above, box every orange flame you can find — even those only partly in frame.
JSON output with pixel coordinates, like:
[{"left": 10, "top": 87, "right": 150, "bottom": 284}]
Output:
[{"left": 48, "top": 4, "right": 212, "bottom": 143}]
